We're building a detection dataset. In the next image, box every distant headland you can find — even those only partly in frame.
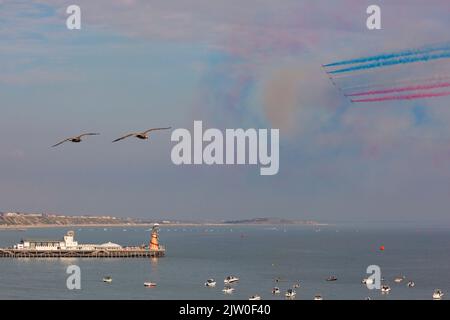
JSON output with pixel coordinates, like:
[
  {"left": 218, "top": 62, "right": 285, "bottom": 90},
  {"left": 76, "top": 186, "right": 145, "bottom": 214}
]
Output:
[
  {"left": 0, "top": 212, "right": 324, "bottom": 229},
  {"left": 222, "top": 217, "right": 324, "bottom": 225}
]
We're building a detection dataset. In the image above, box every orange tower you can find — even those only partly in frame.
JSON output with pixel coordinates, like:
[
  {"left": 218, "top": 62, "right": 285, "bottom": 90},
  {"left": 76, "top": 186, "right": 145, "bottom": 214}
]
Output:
[{"left": 149, "top": 224, "right": 160, "bottom": 251}]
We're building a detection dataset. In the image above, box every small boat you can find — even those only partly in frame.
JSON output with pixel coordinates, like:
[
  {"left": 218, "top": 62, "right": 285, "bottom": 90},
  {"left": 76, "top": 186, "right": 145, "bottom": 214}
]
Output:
[
  {"left": 102, "top": 276, "right": 113, "bottom": 283},
  {"left": 144, "top": 282, "right": 157, "bottom": 288},
  {"left": 326, "top": 275, "right": 338, "bottom": 282},
  {"left": 433, "top": 289, "right": 444, "bottom": 300},
  {"left": 394, "top": 276, "right": 405, "bottom": 283},
  {"left": 285, "top": 289, "right": 296, "bottom": 299},
  {"left": 292, "top": 282, "right": 301, "bottom": 289},
  {"left": 249, "top": 295, "right": 261, "bottom": 301},
  {"left": 407, "top": 281, "right": 415, "bottom": 288},
  {"left": 224, "top": 276, "right": 239, "bottom": 284},
  {"left": 362, "top": 278, "right": 374, "bottom": 285},
  {"left": 314, "top": 294, "right": 323, "bottom": 301},
  {"left": 272, "top": 287, "right": 280, "bottom": 295},
  {"left": 381, "top": 285, "right": 391, "bottom": 294},
  {"left": 222, "top": 286, "right": 235, "bottom": 294},
  {"left": 205, "top": 279, "right": 216, "bottom": 287}
]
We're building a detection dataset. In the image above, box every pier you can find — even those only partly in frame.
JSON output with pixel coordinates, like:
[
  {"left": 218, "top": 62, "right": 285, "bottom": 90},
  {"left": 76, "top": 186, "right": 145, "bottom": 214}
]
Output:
[
  {"left": 0, "top": 247, "right": 165, "bottom": 258},
  {"left": 0, "top": 224, "right": 165, "bottom": 258}
]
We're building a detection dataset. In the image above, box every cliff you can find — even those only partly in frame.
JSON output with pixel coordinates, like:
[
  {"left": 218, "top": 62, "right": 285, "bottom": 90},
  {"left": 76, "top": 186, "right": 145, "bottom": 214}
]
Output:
[{"left": 0, "top": 212, "right": 143, "bottom": 226}]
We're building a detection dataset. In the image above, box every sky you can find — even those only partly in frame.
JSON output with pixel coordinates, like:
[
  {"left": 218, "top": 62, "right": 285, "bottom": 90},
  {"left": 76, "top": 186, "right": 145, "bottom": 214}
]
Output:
[{"left": 1, "top": 0, "right": 450, "bottom": 222}]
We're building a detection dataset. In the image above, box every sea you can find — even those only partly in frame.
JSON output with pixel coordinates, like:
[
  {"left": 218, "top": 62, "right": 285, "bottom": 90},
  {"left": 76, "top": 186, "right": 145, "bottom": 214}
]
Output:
[{"left": 0, "top": 223, "right": 449, "bottom": 300}]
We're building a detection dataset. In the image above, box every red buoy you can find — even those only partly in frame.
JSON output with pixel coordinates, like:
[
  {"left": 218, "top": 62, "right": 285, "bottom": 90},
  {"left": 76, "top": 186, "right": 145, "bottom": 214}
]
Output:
[{"left": 379, "top": 245, "right": 385, "bottom": 251}]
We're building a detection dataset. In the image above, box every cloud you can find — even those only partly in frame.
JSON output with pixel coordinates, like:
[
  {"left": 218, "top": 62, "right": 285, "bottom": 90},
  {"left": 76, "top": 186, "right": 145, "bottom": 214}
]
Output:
[
  {"left": 4, "top": 1, "right": 450, "bottom": 139},
  {"left": 262, "top": 68, "right": 301, "bottom": 132},
  {"left": 0, "top": 67, "right": 81, "bottom": 85},
  {"left": 2, "top": 0, "right": 450, "bottom": 220}
]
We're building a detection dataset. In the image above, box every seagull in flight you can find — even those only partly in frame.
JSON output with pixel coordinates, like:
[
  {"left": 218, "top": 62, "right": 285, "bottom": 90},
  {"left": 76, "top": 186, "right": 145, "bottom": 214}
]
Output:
[
  {"left": 112, "top": 127, "right": 171, "bottom": 143},
  {"left": 52, "top": 133, "right": 100, "bottom": 147}
]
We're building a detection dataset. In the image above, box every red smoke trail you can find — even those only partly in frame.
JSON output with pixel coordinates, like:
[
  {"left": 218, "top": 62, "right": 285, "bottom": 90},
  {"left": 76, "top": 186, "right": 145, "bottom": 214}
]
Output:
[
  {"left": 351, "top": 91, "right": 450, "bottom": 103},
  {"left": 341, "top": 74, "right": 450, "bottom": 91},
  {"left": 347, "top": 82, "right": 450, "bottom": 97}
]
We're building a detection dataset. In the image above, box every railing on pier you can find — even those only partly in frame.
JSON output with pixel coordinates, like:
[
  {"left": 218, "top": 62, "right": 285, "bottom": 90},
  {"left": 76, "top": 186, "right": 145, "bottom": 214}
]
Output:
[{"left": 0, "top": 248, "right": 165, "bottom": 258}]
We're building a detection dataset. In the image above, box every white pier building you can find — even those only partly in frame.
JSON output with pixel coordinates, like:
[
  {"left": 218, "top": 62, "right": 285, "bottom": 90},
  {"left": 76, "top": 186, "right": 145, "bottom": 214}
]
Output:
[{"left": 13, "top": 231, "right": 122, "bottom": 251}]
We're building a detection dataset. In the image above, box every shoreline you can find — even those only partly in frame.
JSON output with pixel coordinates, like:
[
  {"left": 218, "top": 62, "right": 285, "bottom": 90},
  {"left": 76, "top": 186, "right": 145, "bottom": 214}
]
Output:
[{"left": 0, "top": 222, "right": 328, "bottom": 230}]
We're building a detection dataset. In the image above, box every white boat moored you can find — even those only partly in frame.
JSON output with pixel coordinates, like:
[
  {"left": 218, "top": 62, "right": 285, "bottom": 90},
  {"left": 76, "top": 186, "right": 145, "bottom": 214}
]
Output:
[
  {"left": 249, "top": 295, "right": 261, "bottom": 301},
  {"left": 222, "top": 286, "right": 235, "bottom": 294},
  {"left": 433, "top": 289, "right": 444, "bottom": 300},
  {"left": 103, "top": 276, "right": 113, "bottom": 283},
  {"left": 326, "top": 275, "right": 338, "bottom": 282},
  {"left": 285, "top": 289, "right": 296, "bottom": 299},
  {"left": 272, "top": 287, "right": 280, "bottom": 294},
  {"left": 144, "top": 282, "right": 157, "bottom": 287},
  {"left": 205, "top": 279, "right": 216, "bottom": 287},
  {"left": 224, "top": 276, "right": 239, "bottom": 284},
  {"left": 381, "top": 285, "right": 391, "bottom": 294}
]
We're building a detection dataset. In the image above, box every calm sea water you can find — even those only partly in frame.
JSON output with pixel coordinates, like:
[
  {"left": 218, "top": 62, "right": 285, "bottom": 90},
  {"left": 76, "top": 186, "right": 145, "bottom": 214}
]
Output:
[{"left": 0, "top": 223, "right": 449, "bottom": 300}]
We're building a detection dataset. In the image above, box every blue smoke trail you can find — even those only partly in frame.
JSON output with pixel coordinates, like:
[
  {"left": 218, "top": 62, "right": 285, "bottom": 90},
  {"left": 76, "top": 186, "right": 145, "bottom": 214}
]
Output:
[
  {"left": 328, "top": 51, "right": 450, "bottom": 74},
  {"left": 324, "top": 43, "right": 450, "bottom": 67}
]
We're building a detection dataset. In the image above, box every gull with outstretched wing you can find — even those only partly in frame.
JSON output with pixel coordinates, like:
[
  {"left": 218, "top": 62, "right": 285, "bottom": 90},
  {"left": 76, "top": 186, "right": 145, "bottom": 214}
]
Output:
[
  {"left": 52, "top": 133, "right": 100, "bottom": 147},
  {"left": 112, "top": 127, "right": 171, "bottom": 143}
]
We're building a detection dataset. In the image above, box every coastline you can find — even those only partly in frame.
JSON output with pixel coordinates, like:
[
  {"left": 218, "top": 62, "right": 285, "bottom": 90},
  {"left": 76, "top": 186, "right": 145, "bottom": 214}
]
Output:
[{"left": 0, "top": 222, "right": 328, "bottom": 230}]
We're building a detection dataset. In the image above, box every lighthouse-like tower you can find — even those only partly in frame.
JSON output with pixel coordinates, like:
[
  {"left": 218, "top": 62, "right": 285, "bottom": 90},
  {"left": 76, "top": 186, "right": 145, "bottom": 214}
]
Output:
[{"left": 149, "top": 223, "right": 160, "bottom": 251}]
